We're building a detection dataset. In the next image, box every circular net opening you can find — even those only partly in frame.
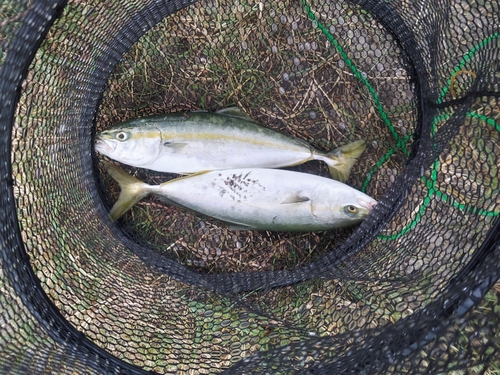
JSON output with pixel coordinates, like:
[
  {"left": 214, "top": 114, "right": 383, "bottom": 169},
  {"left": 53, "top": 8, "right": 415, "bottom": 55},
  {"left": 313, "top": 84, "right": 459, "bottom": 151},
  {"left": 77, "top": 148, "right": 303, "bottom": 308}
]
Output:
[{"left": 94, "top": 0, "right": 415, "bottom": 274}]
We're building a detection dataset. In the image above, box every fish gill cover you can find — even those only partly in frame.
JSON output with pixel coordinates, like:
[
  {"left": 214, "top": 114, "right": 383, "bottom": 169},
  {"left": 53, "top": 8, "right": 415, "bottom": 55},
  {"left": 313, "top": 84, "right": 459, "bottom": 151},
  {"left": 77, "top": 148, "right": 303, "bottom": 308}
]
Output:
[{"left": 0, "top": 0, "right": 499, "bottom": 374}]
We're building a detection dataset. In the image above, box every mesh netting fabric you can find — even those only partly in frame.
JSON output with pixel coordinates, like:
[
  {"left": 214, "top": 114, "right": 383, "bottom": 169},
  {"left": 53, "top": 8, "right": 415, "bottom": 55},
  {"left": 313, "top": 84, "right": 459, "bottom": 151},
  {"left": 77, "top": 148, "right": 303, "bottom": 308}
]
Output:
[{"left": 1, "top": 0, "right": 499, "bottom": 373}]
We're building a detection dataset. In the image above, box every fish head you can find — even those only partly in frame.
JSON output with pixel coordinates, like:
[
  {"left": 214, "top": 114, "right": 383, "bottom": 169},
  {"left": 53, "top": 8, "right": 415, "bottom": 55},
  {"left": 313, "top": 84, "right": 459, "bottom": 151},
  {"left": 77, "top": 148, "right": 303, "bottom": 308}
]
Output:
[
  {"left": 311, "top": 183, "right": 377, "bottom": 228},
  {"left": 338, "top": 194, "right": 378, "bottom": 225},
  {"left": 95, "top": 124, "right": 162, "bottom": 167}
]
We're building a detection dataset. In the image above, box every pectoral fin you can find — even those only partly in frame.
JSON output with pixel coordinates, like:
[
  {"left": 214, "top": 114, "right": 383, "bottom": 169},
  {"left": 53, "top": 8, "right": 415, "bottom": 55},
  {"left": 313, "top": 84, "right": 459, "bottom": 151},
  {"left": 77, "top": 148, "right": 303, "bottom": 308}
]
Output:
[
  {"left": 280, "top": 193, "right": 310, "bottom": 204},
  {"left": 163, "top": 141, "right": 188, "bottom": 151},
  {"left": 216, "top": 107, "right": 259, "bottom": 123}
]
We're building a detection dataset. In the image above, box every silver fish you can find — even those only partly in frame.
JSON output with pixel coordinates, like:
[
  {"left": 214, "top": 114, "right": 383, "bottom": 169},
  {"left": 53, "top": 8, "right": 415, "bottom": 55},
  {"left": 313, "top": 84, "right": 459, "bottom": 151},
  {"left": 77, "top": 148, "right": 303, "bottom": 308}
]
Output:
[
  {"left": 104, "top": 162, "right": 377, "bottom": 232},
  {"left": 95, "top": 108, "right": 366, "bottom": 182}
]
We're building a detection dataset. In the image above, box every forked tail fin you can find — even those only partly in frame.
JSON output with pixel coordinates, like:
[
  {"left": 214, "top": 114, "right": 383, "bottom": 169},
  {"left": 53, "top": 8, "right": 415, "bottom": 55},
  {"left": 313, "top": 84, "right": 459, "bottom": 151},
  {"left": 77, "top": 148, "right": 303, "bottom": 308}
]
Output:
[
  {"left": 103, "top": 161, "right": 152, "bottom": 221},
  {"left": 324, "top": 140, "right": 366, "bottom": 182}
]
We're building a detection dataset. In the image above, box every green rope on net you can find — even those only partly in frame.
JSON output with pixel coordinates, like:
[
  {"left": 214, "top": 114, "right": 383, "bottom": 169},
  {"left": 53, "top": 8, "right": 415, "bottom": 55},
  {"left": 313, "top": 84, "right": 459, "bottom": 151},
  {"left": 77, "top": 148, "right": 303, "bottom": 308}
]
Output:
[
  {"left": 303, "top": 1, "right": 499, "bottom": 240},
  {"left": 301, "top": 0, "right": 408, "bottom": 157},
  {"left": 379, "top": 33, "right": 500, "bottom": 240}
]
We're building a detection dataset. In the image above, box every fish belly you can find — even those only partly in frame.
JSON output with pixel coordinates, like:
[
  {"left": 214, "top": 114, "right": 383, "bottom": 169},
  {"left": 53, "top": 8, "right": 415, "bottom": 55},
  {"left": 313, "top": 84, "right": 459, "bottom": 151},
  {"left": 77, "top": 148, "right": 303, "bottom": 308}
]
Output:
[
  {"left": 159, "top": 169, "right": 335, "bottom": 231},
  {"left": 151, "top": 140, "right": 311, "bottom": 173}
]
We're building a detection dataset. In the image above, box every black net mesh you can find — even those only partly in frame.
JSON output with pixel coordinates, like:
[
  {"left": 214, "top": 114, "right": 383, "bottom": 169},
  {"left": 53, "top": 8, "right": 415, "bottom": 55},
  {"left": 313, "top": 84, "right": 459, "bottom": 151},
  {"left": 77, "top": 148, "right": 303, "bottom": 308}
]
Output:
[{"left": 1, "top": 0, "right": 500, "bottom": 373}]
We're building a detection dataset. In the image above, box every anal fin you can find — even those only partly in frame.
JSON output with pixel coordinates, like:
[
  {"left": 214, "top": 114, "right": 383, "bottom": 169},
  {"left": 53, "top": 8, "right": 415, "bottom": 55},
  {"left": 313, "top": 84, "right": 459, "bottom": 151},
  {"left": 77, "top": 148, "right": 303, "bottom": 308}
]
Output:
[{"left": 228, "top": 224, "right": 257, "bottom": 231}]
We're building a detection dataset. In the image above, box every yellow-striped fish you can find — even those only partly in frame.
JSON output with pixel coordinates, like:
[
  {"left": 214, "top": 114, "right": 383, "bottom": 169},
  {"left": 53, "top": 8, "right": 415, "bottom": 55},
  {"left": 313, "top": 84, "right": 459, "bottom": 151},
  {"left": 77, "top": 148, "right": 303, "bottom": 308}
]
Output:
[{"left": 95, "top": 108, "right": 365, "bottom": 182}]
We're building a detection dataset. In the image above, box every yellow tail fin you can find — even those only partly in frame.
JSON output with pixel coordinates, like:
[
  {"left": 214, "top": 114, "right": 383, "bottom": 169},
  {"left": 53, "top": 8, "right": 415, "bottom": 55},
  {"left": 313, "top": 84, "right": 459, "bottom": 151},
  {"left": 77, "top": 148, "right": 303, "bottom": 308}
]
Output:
[
  {"left": 325, "top": 140, "right": 366, "bottom": 182},
  {"left": 103, "top": 161, "right": 151, "bottom": 221}
]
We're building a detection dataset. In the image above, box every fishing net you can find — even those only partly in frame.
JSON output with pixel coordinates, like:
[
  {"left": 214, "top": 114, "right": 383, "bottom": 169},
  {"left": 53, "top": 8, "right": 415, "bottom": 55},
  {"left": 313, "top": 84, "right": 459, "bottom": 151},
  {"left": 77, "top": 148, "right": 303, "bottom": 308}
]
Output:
[{"left": 1, "top": 0, "right": 499, "bottom": 373}]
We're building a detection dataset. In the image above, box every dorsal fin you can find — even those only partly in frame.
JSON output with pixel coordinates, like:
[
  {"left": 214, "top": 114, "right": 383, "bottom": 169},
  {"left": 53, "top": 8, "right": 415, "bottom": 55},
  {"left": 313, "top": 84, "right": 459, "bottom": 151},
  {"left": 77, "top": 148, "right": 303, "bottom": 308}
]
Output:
[
  {"left": 158, "top": 170, "right": 211, "bottom": 187},
  {"left": 216, "top": 107, "right": 259, "bottom": 123}
]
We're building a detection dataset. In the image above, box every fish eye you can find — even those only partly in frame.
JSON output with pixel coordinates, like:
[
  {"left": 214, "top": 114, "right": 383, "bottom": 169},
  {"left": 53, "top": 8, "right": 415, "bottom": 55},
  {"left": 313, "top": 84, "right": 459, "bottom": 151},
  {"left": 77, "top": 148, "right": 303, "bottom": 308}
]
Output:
[
  {"left": 115, "top": 131, "right": 129, "bottom": 142},
  {"left": 344, "top": 205, "right": 358, "bottom": 215}
]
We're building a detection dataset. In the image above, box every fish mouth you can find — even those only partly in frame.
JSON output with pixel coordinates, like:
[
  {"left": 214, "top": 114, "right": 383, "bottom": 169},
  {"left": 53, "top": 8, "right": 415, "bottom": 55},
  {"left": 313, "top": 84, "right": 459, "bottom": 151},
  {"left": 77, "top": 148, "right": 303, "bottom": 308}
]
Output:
[
  {"left": 94, "top": 138, "right": 116, "bottom": 154},
  {"left": 358, "top": 198, "right": 378, "bottom": 211}
]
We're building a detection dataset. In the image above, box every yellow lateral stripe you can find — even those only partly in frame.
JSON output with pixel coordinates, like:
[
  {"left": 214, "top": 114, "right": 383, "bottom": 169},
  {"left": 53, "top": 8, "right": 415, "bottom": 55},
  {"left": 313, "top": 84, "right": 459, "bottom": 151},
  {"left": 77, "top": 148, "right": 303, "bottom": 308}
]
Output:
[{"left": 157, "top": 131, "right": 306, "bottom": 150}]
